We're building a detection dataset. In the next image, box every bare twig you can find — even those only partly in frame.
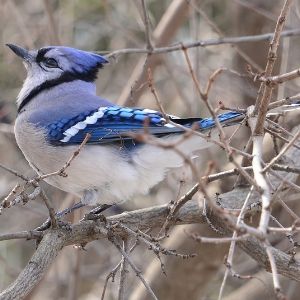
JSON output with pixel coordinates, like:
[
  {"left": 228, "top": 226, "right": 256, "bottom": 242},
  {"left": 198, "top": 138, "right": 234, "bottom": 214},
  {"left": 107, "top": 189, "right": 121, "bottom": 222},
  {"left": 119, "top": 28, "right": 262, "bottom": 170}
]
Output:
[
  {"left": 106, "top": 28, "right": 300, "bottom": 59},
  {"left": 181, "top": 46, "right": 258, "bottom": 190},
  {"left": 263, "top": 129, "right": 300, "bottom": 172},
  {"left": 253, "top": 134, "right": 271, "bottom": 235},
  {"left": 218, "top": 186, "right": 255, "bottom": 300},
  {"left": 0, "top": 163, "right": 29, "bottom": 181},
  {"left": 1, "top": 133, "right": 91, "bottom": 216},
  {"left": 266, "top": 246, "right": 283, "bottom": 298},
  {"left": 42, "top": 0, "right": 61, "bottom": 45},
  {"left": 2, "top": 184, "right": 300, "bottom": 300},
  {"left": 140, "top": 0, "right": 153, "bottom": 51},
  {"left": 110, "top": 236, "right": 158, "bottom": 300},
  {"left": 187, "top": 233, "right": 250, "bottom": 244},
  {"left": 258, "top": 68, "right": 300, "bottom": 85},
  {"left": 117, "top": 0, "right": 190, "bottom": 106},
  {"left": 188, "top": 0, "right": 263, "bottom": 72},
  {"left": 0, "top": 230, "right": 43, "bottom": 242},
  {"left": 0, "top": 123, "right": 14, "bottom": 134},
  {"left": 268, "top": 93, "right": 300, "bottom": 110},
  {"left": 101, "top": 237, "right": 141, "bottom": 300},
  {"left": 265, "top": 127, "right": 300, "bottom": 151},
  {"left": 253, "top": 0, "right": 292, "bottom": 134},
  {"left": 37, "top": 133, "right": 91, "bottom": 181},
  {"left": 39, "top": 189, "right": 57, "bottom": 228},
  {"left": 117, "top": 238, "right": 130, "bottom": 300}
]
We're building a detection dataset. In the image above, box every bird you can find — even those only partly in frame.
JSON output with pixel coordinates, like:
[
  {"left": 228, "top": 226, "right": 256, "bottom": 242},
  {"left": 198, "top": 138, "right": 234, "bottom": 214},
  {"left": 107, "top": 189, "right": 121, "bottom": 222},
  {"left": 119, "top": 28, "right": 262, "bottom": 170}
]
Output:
[{"left": 8, "top": 44, "right": 290, "bottom": 208}]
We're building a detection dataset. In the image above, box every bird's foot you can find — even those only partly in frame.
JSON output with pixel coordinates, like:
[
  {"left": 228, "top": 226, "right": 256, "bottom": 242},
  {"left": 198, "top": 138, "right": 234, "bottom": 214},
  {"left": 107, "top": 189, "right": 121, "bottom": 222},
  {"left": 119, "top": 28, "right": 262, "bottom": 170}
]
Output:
[
  {"left": 35, "top": 201, "right": 85, "bottom": 231},
  {"left": 56, "top": 219, "right": 72, "bottom": 231},
  {"left": 56, "top": 201, "right": 86, "bottom": 218},
  {"left": 82, "top": 204, "right": 113, "bottom": 222},
  {"left": 35, "top": 218, "right": 52, "bottom": 231},
  {"left": 35, "top": 217, "right": 72, "bottom": 231}
]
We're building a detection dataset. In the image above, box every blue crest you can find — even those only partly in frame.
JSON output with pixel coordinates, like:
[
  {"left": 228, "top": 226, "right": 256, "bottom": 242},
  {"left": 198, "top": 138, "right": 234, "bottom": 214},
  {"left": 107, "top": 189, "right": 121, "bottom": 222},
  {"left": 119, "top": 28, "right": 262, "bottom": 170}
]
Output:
[
  {"left": 37, "top": 46, "right": 109, "bottom": 81},
  {"left": 56, "top": 46, "right": 108, "bottom": 71}
]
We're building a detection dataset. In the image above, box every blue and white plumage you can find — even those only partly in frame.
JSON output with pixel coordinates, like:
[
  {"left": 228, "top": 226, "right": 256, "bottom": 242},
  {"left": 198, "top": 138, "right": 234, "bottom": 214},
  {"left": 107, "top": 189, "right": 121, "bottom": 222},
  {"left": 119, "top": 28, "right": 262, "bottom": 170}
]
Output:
[{"left": 8, "top": 44, "right": 246, "bottom": 205}]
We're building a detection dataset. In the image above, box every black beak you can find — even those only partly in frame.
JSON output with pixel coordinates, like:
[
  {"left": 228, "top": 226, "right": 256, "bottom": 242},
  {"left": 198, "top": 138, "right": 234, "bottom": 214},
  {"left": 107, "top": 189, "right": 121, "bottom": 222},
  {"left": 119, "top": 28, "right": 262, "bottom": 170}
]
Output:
[{"left": 6, "top": 44, "right": 33, "bottom": 61}]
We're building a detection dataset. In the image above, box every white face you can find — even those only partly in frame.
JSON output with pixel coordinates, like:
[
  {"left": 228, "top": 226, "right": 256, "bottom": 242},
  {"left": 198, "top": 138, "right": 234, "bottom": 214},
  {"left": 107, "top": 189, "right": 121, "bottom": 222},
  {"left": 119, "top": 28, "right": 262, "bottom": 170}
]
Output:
[
  {"left": 17, "top": 48, "right": 73, "bottom": 107},
  {"left": 11, "top": 45, "right": 108, "bottom": 109}
]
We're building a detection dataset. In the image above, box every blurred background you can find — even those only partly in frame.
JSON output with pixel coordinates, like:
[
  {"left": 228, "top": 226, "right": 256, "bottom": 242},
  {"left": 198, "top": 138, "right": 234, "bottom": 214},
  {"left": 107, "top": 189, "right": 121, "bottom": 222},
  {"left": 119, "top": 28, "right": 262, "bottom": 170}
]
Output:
[{"left": 1, "top": 0, "right": 300, "bottom": 299}]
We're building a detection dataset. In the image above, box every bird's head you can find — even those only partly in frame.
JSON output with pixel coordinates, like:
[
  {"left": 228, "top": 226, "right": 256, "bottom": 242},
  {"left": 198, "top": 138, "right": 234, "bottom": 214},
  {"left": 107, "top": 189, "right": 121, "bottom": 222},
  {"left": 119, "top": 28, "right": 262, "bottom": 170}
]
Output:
[{"left": 6, "top": 44, "right": 108, "bottom": 111}]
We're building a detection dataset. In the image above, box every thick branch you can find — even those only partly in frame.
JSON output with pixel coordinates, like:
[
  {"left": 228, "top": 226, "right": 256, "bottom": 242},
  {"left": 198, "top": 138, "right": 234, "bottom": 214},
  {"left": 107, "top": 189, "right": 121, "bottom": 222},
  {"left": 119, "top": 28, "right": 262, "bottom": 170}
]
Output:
[{"left": 0, "top": 231, "right": 64, "bottom": 300}]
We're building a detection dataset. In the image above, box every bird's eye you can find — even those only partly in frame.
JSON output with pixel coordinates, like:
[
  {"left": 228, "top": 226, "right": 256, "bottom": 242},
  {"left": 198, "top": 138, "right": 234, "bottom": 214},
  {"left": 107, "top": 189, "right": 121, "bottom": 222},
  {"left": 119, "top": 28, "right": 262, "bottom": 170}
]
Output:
[{"left": 43, "top": 58, "right": 58, "bottom": 68}]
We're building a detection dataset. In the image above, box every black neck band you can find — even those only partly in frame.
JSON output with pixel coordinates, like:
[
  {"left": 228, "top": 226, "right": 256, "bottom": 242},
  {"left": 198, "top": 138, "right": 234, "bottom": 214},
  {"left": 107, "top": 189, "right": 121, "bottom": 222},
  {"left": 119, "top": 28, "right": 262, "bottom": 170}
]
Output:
[
  {"left": 18, "top": 73, "right": 78, "bottom": 113},
  {"left": 18, "top": 63, "right": 102, "bottom": 113}
]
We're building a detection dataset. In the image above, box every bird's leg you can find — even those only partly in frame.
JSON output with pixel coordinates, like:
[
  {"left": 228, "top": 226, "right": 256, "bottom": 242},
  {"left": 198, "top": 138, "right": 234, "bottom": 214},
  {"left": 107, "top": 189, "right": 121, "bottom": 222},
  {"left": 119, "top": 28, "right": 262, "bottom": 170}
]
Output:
[
  {"left": 35, "top": 201, "right": 85, "bottom": 231},
  {"left": 83, "top": 204, "right": 113, "bottom": 221},
  {"left": 35, "top": 189, "right": 100, "bottom": 230},
  {"left": 56, "top": 201, "right": 86, "bottom": 217},
  {"left": 35, "top": 202, "right": 114, "bottom": 231},
  {"left": 35, "top": 188, "right": 114, "bottom": 230},
  {"left": 80, "top": 189, "right": 114, "bottom": 221}
]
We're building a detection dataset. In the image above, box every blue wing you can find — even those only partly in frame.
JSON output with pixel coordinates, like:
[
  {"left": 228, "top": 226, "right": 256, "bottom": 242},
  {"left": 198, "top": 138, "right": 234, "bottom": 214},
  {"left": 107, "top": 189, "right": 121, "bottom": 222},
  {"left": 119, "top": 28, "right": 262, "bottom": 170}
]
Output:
[{"left": 46, "top": 106, "right": 243, "bottom": 146}]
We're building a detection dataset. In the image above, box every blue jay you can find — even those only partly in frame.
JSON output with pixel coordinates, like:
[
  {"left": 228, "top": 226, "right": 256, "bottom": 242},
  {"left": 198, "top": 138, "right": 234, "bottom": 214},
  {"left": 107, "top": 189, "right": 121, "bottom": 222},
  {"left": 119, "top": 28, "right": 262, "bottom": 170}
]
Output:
[{"left": 7, "top": 44, "right": 246, "bottom": 206}]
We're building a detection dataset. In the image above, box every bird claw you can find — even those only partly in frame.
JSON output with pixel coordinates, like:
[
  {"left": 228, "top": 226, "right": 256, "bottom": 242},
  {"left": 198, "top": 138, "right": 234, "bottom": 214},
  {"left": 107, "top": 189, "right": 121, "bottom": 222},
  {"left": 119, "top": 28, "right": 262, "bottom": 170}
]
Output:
[
  {"left": 35, "top": 217, "right": 52, "bottom": 231},
  {"left": 34, "top": 203, "right": 112, "bottom": 230},
  {"left": 57, "top": 219, "right": 72, "bottom": 230},
  {"left": 81, "top": 204, "right": 112, "bottom": 222},
  {"left": 35, "top": 217, "right": 72, "bottom": 231},
  {"left": 82, "top": 212, "right": 107, "bottom": 222}
]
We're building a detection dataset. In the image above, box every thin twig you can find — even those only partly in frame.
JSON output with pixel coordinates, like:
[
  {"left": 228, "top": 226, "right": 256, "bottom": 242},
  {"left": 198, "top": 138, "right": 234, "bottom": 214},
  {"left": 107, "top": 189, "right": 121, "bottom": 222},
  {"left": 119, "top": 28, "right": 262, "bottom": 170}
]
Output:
[
  {"left": 0, "top": 231, "right": 43, "bottom": 241},
  {"left": 1, "top": 134, "right": 91, "bottom": 214},
  {"left": 39, "top": 189, "right": 57, "bottom": 229},
  {"left": 187, "top": 233, "right": 250, "bottom": 244},
  {"left": 189, "top": 0, "right": 263, "bottom": 72},
  {"left": 258, "top": 68, "right": 300, "bottom": 85},
  {"left": 118, "top": 238, "right": 130, "bottom": 300},
  {"left": 37, "top": 133, "right": 91, "bottom": 181},
  {"left": 181, "top": 46, "right": 259, "bottom": 190},
  {"left": 110, "top": 237, "right": 159, "bottom": 300},
  {"left": 0, "top": 163, "right": 29, "bottom": 181},
  {"left": 266, "top": 246, "right": 283, "bottom": 298},
  {"left": 253, "top": 0, "right": 292, "bottom": 134},
  {"left": 218, "top": 186, "right": 255, "bottom": 300},
  {"left": 140, "top": 0, "right": 153, "bottom": 51},
  {"left": 252, "top": 134, "right": 271, "bottom": 234},
  {"left": 268, "top": 93, "right": 300, "bottom": 110},
  {"left": 266, "top": 118, "right": 300, "bottom": 141},
  {"left": 105, "top": 28, "right": 300, "bottom": 59},
  {"left": 263, "top": 129, "right": 300, "bottom": 172},
  {"left": 101, "top": 238, "right": 141, "bottom": 300},
  {"left": 265, "top": 127, "right": 300, "bottom": 151}
]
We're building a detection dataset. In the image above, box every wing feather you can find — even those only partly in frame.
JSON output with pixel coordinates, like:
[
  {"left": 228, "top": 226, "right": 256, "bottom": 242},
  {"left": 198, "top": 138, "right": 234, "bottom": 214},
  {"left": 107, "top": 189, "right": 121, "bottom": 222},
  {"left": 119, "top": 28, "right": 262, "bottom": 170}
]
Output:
[{"left": 46, "top": 106, "right": 243, "bottom": 146}]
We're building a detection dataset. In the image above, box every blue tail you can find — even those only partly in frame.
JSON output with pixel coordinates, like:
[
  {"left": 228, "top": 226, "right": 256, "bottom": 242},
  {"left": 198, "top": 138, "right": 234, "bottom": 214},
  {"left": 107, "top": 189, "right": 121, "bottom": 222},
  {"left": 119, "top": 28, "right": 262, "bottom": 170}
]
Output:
[{"left": 198, "top": 111, "right": 244, "bottom": 131}]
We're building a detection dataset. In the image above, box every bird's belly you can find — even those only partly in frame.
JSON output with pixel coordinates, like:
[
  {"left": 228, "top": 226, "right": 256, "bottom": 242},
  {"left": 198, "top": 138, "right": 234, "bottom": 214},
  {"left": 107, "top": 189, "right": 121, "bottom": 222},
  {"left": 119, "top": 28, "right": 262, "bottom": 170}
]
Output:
[
  {"left": 14, "top": 121, "right": 165, "bottom": 204},
  {"left": 14, "top": 121, "right": 210, "bottom": 205}
]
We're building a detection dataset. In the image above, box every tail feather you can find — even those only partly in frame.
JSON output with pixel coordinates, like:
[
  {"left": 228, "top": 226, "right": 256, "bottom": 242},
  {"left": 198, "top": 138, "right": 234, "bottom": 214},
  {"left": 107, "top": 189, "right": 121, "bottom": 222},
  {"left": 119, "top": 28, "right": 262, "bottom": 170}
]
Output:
[
  {"left": 195, "top": 100, "right": 300, "bottom": 132},
  {"left": 198, "top": 111, "right": 244, "bottom": 131}
]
